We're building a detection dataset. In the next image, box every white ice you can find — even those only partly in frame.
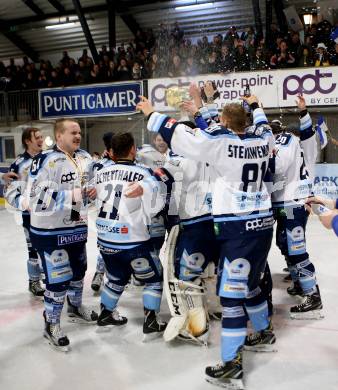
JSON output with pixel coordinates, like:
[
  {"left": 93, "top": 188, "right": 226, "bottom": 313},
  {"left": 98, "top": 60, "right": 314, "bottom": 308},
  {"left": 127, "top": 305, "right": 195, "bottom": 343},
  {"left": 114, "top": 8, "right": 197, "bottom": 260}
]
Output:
[{"left": 0, "top": 208, "right": 337, "bottom": 390}]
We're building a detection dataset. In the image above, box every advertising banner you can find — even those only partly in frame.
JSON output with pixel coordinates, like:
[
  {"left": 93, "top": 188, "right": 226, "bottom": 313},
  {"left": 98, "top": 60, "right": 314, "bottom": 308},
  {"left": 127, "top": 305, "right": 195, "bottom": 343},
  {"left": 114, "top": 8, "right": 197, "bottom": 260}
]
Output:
[
  {"left": 39, "top": 81, "right": 143, "bottom": 119},
  {"left": 314, "top": 164, "right": 338, "bottom": 200},
  {"left": 148, "top": 67, "right": 338, "bottom": 111}
]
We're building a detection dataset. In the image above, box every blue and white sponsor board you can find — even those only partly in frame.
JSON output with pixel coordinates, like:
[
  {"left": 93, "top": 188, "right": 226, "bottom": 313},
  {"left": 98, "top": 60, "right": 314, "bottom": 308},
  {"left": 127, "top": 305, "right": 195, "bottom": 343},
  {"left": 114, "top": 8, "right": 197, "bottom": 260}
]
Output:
[
  {"left": 39, "top": 81, "right": 142, "bottom": 119},
  {"left": 313, "top": 164, "right": 338, "bottom": 200}
]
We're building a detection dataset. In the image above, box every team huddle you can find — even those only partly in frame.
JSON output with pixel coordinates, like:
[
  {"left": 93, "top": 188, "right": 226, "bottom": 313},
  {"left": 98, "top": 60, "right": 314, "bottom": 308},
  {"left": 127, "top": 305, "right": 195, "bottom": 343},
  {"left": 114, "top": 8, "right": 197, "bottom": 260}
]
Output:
[{"left": 3, "top": 83, "right": 324, "bottom": 389}]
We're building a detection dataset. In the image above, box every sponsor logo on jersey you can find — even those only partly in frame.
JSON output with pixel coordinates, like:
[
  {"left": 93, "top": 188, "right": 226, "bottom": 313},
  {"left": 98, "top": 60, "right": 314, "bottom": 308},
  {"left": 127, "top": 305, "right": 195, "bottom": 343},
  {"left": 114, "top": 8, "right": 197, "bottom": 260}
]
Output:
[
  {"left": 98, "top": 244, "right": 121, "bottom": 254},
  {"left": 203, "top": 124, "right": 222, "bottom": 134},
  {"left": 121, "top": 226, "right": 129, "bottom": 234},
  {"left": 154, "top": 168, "right": 169, "bottom": 182},
  {"left": 61, "top": 172, "right": 76, "bottom": 184},
  {"left": 223, "top": 284, "right": 246, "bottom": 293},
  {"left": 245, "top": 216, "right": 274, "bottom": 231},
  {"left": 57, "top": 232, "right": 87, "bottom": 245}
]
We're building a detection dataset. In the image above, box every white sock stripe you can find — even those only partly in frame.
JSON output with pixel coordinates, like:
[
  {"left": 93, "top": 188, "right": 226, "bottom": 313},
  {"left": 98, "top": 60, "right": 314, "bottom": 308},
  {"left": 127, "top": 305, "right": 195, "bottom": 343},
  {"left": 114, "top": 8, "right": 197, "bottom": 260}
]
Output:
[
  {"left": 143, "top": 290, "right": 162, "bottom": 298},
  {"left": 102, "top": 287, "right": 120, "bottom": 300},
  {"left": 245, "top": 301, "right": 268, "bottom": 314},
  {"left": 222, "top": 330, "right": 247, "bottom": 338}
]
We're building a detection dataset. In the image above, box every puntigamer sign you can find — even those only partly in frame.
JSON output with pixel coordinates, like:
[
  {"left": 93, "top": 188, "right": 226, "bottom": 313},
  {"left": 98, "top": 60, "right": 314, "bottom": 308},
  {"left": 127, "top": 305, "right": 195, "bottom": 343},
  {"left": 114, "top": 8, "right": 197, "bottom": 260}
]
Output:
[{"left": 39, "top": 81, "right": 142, "bottom": 119}]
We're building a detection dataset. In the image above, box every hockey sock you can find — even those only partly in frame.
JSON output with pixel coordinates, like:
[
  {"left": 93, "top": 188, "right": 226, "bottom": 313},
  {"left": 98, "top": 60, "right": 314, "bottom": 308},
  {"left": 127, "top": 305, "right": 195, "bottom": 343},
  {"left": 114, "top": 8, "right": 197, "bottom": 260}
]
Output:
[
  {"left": 101, "top": 280, "right": 125, "bottom": 311},
  {"left": 67, "top": 279, "right": 84, "bottom": 308},
  {"left": 96, "top": 254, "right": 105, "bottom": 273},
  {"left": 44, "top": 290, "right": 67, "bottom": 324},
  {"left": 289, "top": 258, "right": 316, "bottom": 295},
  {"left": 27, "top": 249, "right": 40, "bottom": 281},
  {"left": 245, "top": 288, "right": 269, "bottom": 332},
  {"left": 143, "top": 282, "right": 163, "bottom": 312},
  {"left": 221, "top": 301, "right": 247, "bottom": 362}
]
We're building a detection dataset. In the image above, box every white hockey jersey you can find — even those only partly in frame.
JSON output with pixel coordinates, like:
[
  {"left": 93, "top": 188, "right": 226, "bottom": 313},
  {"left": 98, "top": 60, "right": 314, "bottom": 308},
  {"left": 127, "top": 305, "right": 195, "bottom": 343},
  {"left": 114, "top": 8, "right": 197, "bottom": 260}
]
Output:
[
  {"left": 95, "top": 160, "right": 166, "bottom": 250},
  {"left": 27, "top": 146, "right": 93, "bottom": 247},
  {"left": 136, "top": 144, "right": 167, "bottom": 170},
  {"left": 147, "top": 108, "right": 274, "bottom": 238},
  {"left": 270, "top": 112, "right": 317, "bottom": 206},
  {"left": 163, "top": 155, "right": 212, "bottom": 224},
  {"left": 4, "top": 151, "right": 33, "bottom": 212}
]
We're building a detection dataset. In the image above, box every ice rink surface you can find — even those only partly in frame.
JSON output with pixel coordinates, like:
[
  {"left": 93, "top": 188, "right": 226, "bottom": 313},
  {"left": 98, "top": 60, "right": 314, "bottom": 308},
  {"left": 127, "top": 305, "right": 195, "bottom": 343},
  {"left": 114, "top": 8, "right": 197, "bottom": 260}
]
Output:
[{"left": 0, "top": 208, "right": 337, "bottom": 390}]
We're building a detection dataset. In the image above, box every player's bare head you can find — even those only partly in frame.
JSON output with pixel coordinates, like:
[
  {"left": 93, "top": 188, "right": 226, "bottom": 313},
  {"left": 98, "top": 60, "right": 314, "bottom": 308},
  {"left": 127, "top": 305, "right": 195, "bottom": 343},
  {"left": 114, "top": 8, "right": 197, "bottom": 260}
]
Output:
[
  {"left": 22, "top": 127, "right": 43, "bottom": 152},
  {"left": 54, "top": 118, "right": 81, "bottom": 153},
  {"left": 221, "top": 103, "right": 246, "bottom": 133},
  {"left": 153, "top": 133, "right": 168, "bottom": 154},
  {"left": 111, "top": 132, "right": 135, "bottom": 159},
  {"left": 54, "top": 118, "right": 79, "bottom": 137},
  {"left": 103, "top": 132, "right": 114, "bottom": 151}
]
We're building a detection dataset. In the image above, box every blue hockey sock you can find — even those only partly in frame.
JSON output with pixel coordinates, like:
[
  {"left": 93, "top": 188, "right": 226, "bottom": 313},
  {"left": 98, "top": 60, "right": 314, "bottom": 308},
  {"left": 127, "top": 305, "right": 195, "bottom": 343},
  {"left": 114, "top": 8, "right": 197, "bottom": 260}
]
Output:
[
  {"left": 44, "top": 290, "right": 66, "bottom": 324},
  {"left": 96, "top": 254, "right": 105, "bottom": 273},
  {"left": 67, "top": 279, "right": 84, "bottom": 307},
  {"left": 143, "top": 282, "right": 163, "bottom": 312},
  {"left": 290, "top": 258, "right": 316, "bottom": 295},
  {"left": 245, "top": 301, "right": 269, "bottom": 332},
  {"left": 221, "top": 304, "right": 247, "bottom": 362},
  {"left": 27, "top": 252, "right": 40, "bottom": 281},
  {"left": 101, "top": 280, "right": 125, "bottom": 311}
]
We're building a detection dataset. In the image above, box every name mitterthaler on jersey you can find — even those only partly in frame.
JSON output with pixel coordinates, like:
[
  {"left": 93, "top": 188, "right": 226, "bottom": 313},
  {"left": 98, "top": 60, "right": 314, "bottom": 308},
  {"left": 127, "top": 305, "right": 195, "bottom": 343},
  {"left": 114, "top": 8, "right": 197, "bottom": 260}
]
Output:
[{"left": 96, "top": 169, "right": 144, "bottom": 184}]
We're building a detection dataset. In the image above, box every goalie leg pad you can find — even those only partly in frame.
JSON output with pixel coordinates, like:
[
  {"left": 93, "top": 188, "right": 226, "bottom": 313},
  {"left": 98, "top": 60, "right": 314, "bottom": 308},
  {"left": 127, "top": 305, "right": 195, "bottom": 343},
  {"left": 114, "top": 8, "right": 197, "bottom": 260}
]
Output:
[{"left": 163, "top": 226, "right": 209, "bottom": 343}]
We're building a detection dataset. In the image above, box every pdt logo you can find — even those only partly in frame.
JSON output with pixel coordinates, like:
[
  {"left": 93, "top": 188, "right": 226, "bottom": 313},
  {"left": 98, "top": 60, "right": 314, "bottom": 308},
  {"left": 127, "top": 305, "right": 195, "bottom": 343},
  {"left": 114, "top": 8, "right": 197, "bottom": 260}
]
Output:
[{"left": 283, "top": 69, "right": 336, "bottom": 99}]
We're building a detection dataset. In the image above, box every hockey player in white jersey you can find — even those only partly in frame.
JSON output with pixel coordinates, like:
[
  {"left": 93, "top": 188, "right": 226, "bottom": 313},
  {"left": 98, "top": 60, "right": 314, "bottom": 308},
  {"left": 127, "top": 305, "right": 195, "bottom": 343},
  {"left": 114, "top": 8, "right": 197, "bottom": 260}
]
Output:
[
  {"left": 4, "top": 127, "right": 45, "bottom": 296},
  {"left": 137, "top": 95, "right": 275, "bottom": 389},
  {"left": 90, "top": 132, "right": 115, "bottom": 293},
  {"left": 28, "top": 119, "right": 98, "bottom": 352},
  {"left": 269, "top": 95, "right": 322, "bottom": 319},
  {"left": 136, "top": 139, "right": 168, "bottom": 257},
  {"left": 95, "top": 132, "right": 168, "bottom": 340}
]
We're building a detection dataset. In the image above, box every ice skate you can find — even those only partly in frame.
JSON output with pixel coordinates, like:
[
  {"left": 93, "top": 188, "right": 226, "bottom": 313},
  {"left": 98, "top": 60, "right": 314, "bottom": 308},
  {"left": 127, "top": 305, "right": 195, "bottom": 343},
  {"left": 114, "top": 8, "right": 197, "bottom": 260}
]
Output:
[
  {"left": 287, "top": 280, "right": 303, "bottom": 297},
  {"left": 205, "top": 351, "right": 244, "bottom": 389},
  {"left": 91, "top": 272, "right": 104, "bottom": 292},
  {"left": 209, "top": 311, "right": 222, "bottom": 321},
  {"left": 244, "top": 322, "right": 276, "bottom": 352},
  {"left": 43, "top": 312, "right": 70, "bottom": 352},
  {"left": 29, "top": 280, "right": 45, "bottom": 297},
  {"left": 283, "top": 273, "right": 292, "bottom": 282},
  {"left": 290, "top": 287, "right": 323, "bottom": 320},
  {"left": 67, "top": 297, "right": 98, "bottom": 324},
  {"left": 143, "top": 309, "right": 167, "bottom": 342},
  {"left": 97, "top": 306, "right": 128, "bottom": 328}
]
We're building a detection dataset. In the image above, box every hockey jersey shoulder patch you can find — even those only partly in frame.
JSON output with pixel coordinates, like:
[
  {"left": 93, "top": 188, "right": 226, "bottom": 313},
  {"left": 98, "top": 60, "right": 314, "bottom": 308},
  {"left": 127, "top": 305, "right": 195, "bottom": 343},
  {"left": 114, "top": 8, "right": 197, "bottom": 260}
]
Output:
[{"left": 200, "top": 124, "right": 234, "bottom": 137}]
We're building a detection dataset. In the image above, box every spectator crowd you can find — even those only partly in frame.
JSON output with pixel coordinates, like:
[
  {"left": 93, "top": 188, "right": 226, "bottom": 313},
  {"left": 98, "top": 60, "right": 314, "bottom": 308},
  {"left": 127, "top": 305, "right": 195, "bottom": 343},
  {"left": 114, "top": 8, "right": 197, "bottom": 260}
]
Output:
[{"left": 0, "top": 19, "right": 338, "bottom": 91}]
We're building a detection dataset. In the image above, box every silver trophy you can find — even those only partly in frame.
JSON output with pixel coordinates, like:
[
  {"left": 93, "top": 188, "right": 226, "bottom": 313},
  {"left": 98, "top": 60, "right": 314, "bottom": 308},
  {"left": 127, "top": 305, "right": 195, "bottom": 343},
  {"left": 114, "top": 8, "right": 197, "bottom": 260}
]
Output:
[{"left": 165, "top": 86, "right": 191, "bottom": 109}]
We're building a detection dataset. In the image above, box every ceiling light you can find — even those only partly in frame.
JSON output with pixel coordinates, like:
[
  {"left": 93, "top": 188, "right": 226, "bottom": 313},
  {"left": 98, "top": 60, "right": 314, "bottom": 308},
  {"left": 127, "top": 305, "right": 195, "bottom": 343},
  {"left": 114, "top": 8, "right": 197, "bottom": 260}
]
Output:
[
  {"left": 45, "top": 22, "right": 76, "bottom": 30},
  {"left": 175, "top": 2, "right": 213, "bottom": 11},
  {"left": 303, "top": 14, "right": 313, "bottom": 25}
]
